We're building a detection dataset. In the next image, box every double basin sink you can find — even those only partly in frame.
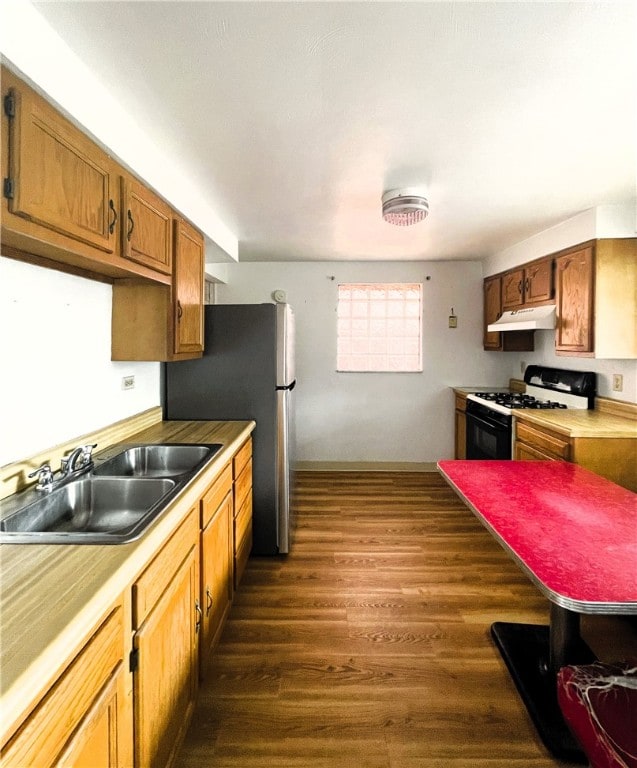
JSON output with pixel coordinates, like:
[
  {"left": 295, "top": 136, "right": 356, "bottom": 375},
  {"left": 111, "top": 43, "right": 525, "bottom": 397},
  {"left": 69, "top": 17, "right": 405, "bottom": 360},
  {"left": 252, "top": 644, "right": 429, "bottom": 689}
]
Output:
[{"left": 0, "top": 444, "right": 222, "bottom": 545}]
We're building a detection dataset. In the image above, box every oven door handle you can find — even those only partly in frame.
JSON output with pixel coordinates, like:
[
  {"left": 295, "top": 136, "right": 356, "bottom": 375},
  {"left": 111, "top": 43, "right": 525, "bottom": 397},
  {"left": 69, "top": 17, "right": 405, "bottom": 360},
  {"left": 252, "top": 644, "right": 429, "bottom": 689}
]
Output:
[{"left": 467, "top": 412, "right": 505, "bottom": 432}]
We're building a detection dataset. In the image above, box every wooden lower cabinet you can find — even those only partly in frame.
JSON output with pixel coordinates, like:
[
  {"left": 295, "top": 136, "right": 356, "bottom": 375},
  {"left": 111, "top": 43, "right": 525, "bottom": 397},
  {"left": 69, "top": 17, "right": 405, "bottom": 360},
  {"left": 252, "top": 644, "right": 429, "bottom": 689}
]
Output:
[
  {"left": 200, "top": 466, "right": 234, "bottom": 674},
  {"left": 133, "top": 512, "right": 199, "bottom": 768},
  {"left": 0, "top": 601, "right": 132, "bottom": 768},
  {"left": 454, "top": 394, "right": 467, "bottom": 459},
  {"left": 232, "top": 438, "right": 253, "bottom": 590},
  {"left": 514, "top": 418, "right": 637, "bottom": 492},
  {"left": 1, "top": 439, "right": 255, "bottom": 768}
]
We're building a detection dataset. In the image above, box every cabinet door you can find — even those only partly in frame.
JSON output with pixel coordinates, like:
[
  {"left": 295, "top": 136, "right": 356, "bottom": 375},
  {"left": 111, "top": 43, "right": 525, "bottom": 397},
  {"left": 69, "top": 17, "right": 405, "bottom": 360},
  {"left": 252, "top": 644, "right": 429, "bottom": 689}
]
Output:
[
  {"left": 201, "top": 494, "right": 233, "bottom": 670},
  {"left": 6, "top": 84, "right": 115, "bottom": 253},
  {"left": 134, "top": 547, "right": 199, "bottom": 768},
  {"left": 121, "top": 177, "right": 172, "bottom": 275},
  {"left": 54, "top": 666, "right": 126, "bottom": 768},
  {"left": 0, "top": 605, "right": 129, "bottom": 768},
  {"left": 555, "top": 246, "right": 594, "bottom": 354},
  {"left": 173, "top": 219, "right": 204, "bottom": 355},
  {"left": 524, "top": 258, "right": 553, "bottom": 304},
  {"left": 501, "top": 269, "right": 525, "bottom": 310},
  {"left": 234, "top": 494, "right": 253, "bottom": 590},
  {"left": 483, "top": 276, "right": 502, "bottom": 350},
  {"left": 454, "top": 409, "right": 466, "bottom": 459}
]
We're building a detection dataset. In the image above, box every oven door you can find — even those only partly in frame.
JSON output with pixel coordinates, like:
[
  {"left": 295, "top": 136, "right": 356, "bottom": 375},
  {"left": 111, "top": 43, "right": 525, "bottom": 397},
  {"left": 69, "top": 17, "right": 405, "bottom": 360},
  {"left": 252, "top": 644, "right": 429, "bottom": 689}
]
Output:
[{"left": 466, "top": 404, "right": 512, "bottom": 460}]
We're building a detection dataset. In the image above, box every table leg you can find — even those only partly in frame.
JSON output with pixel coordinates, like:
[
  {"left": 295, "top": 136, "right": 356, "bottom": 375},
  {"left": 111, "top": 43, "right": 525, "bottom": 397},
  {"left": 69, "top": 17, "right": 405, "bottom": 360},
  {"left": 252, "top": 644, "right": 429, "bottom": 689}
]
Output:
[{"left": 491, "top": 608, "right": 596, "bottom": 762}]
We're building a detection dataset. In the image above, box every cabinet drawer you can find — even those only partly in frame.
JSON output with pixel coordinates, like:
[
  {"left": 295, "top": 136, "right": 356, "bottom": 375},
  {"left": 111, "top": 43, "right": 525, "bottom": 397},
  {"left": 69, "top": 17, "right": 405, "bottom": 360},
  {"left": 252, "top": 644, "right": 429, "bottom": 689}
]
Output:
[
  {"left": 516, "top": 421, "right": 570, "bottom": 459},
  {"left": 201, "top": 463, "right": 232, "bottom": 529},
  {"left": 514, "top": 441, "right": 559, "bottom": 461},
  {"left": 1, "top": 605, "right": 124, "bottom": 767},
  {"left": 133, "top": 510, "right": 198, "bottom": 628},
  {"left": 234, "top": 458, "right": 252, "bottom": 516},
  {"left": 233, "top": 439, "right": 252, "bottom": 480},
  {"left": 455, "top": 395, "right": 467, "bottom": 412}
]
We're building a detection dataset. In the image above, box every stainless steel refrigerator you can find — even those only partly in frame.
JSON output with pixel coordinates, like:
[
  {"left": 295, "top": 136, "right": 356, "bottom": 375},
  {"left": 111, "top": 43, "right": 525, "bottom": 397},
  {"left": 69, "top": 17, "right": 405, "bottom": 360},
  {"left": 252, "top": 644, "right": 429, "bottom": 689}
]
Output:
[{"left": 162, "top": 303, "right": 296, "bottom": 555}]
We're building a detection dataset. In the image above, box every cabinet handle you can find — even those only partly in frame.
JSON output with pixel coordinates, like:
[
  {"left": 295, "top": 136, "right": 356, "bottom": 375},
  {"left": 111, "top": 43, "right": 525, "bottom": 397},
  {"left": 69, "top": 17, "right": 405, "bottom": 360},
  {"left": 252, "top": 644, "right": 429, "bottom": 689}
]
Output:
[
  {"left": 195, "top": 599, "right": 202, "bottom": 634},
  {"left": 177, "top": 300, "right": 183, "bottom": 321},
  {"left": 108, "top": 199, "right": 118, "bottom": 234},
  {"left": 524, "top": 278, "right": 529, "bottom": 294},
  {"left": 517, "top": 280, "right": 522, "bottom": 295},
  {"left": 127, "top": 209, "right": 135, "bottom": 241},
  {"left": 206, "top": 586, "right": 213, "bottom": 617}
]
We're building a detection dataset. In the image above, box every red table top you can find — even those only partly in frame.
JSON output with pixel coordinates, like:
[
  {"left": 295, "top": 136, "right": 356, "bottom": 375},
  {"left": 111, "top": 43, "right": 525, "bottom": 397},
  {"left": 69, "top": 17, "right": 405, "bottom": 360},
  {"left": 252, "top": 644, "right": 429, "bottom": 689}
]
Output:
[{"left": 437, "top": 461, "right": 637, "bottom": 613}]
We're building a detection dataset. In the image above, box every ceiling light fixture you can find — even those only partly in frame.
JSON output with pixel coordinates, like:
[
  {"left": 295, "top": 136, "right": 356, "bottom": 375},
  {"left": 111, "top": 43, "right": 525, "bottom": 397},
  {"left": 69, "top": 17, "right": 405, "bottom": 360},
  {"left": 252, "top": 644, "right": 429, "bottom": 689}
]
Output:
[{"left": 382, "top": 188, "right": 429, "bottom": 226}]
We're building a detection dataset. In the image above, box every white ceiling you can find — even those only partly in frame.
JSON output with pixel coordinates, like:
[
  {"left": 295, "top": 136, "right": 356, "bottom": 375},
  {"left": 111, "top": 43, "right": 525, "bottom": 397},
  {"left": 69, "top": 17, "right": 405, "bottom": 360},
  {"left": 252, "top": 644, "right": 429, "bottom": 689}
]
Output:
[{"left": 31, "top": 1, "right": 636, "bottom": 262}]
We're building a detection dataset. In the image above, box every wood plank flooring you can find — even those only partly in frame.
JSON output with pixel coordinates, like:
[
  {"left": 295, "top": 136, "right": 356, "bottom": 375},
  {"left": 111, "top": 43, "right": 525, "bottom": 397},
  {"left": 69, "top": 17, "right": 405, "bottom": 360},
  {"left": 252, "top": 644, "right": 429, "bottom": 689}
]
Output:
[{"left": 177, "top": 471, "right": 635, "bottom": 767}]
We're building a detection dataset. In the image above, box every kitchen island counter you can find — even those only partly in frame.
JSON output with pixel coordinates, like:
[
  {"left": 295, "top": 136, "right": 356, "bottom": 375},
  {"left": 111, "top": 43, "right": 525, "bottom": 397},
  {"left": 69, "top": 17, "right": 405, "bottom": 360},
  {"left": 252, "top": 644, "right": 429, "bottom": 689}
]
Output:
[
  {"left": 438, "top": 459, "right": 637, "bottom": 761},
  {"left": 0, "top": 418, "right": 255, "bottom": 748}
]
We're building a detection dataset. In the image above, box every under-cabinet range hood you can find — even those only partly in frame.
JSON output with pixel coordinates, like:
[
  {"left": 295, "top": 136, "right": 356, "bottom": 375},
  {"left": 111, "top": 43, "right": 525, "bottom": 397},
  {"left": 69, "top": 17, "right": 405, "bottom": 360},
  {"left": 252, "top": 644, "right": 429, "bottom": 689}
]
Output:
[{"left": 488, "top": 305, "right": 556, "bottom": 332}]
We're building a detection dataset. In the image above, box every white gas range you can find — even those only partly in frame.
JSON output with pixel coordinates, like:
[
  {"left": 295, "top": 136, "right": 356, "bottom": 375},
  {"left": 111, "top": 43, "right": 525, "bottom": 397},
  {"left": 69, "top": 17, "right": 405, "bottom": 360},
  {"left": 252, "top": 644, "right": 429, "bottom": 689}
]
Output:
[{"left": 465, "top": 366, "right": 596, "bottom": 460}]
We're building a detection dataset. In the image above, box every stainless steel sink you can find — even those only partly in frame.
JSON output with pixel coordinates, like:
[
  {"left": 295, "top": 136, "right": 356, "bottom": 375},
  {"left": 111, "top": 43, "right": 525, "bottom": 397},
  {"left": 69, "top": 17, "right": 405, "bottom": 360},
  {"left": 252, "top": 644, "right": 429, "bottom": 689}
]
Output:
[
  {"left": 0, "top": 442, "right": 223, "bottom": 545},
  {"left": 0, "top": 477, "right": 176, "bottom": 543},
  {"left": 93, "top": 443, "right": 221, "bottom": 478}
]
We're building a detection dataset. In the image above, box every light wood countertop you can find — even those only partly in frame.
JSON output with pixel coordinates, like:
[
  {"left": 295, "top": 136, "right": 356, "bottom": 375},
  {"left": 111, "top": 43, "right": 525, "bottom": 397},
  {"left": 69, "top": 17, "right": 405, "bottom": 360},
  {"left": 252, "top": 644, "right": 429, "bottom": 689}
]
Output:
[
  {"left": 0, "top": 419, "right": 255, "bottom": 746},
  {"left": 513, "top": 409, "right": 637, "bottom": 439}
]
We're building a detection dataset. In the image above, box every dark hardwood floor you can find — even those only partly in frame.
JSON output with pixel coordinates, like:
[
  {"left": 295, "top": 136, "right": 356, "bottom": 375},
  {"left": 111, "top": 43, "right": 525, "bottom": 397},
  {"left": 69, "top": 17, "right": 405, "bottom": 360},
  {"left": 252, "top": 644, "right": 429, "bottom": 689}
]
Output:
[{"left": 177, "top": 470, "right": 635, "bottom": 767}]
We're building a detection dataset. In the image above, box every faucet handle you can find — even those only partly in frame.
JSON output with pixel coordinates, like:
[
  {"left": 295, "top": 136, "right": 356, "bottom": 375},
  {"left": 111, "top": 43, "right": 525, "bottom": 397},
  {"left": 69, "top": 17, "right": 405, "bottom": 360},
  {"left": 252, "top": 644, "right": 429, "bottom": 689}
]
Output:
[
  {"left": 28, "top": 463, "right": 55, "bottom": 491},
  {"left": 79, "top": 443, "right": 98, "bottom": 467}
]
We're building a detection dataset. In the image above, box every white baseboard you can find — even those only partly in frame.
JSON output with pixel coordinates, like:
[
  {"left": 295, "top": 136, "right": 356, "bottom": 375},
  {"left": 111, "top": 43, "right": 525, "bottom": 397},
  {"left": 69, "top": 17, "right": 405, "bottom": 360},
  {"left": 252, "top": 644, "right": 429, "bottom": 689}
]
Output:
[{"left": 294, "top": 461, "right": 438, "bottom": 472}]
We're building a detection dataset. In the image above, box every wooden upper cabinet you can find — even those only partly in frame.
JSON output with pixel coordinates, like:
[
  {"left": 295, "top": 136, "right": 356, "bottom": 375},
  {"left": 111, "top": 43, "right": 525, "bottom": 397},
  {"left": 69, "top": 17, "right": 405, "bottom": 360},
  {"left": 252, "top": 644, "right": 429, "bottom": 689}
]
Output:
[
  {"left": 483, "top": 275, "right": 503, "bottom": 350},
  {"left": 524, "top": 257, "right": 553, "bottom": 304},
  {"left": 555, "top": 245, "right": 594, "bottom": 354},
  {"left": 501, "top": 258, "right": 553, "bottom": 311},
  {"left": 173, "top": 218, "right": 204, "bottom": 355},
  {"left": 121, "top": 176, "right": 172, "bottom": 275},
  {"left": 4, "top": 80, "right": 115, "bottom": 254},
  {"left": 483, "top": 273, "right": 534, "bottom": 352},
  {"left": 1, "top": 66, "right": 171, "bottom": 284},
  {"left": 501, "top": 269, "right": 524, "bottom": 310}
]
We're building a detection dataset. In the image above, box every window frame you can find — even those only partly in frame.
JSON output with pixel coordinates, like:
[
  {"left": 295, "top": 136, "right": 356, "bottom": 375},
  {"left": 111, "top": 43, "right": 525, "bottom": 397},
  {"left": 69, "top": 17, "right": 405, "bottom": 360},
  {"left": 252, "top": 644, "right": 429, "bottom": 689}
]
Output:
[{"left": 336, "top": 281, "right": 423, "bottom": 373}]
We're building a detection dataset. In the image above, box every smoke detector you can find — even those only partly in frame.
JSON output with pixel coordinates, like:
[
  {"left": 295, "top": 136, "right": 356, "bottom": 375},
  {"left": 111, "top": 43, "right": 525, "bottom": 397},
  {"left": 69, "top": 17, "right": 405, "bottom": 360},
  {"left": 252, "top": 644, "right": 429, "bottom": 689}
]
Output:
[{"left": 382, "top": 188, "right": 429, "bottom": 226}]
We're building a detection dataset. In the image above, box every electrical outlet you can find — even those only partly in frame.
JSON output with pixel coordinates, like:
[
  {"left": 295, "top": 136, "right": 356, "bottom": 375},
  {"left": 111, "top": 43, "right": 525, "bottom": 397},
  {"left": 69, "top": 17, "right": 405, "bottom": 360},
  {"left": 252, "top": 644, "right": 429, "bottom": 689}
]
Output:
[
  {"left": 612, "top": 374, "right": 623, "bottom": 392},
  {"left": 122, "top": 375, "right": 135, "bottom": 391}
]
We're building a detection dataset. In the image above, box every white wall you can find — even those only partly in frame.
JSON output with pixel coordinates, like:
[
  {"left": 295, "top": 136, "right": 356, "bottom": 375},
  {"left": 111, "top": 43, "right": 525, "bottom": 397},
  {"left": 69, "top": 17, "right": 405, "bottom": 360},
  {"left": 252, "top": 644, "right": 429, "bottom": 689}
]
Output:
[
  {"left": 483, "top": 203, "right": 637, "bottom": 403},
  {"left": 217, "top": 261, "right": 514, "bottom": 464},
  {"left": 0, "top": 258, "right": 161, "bottom": 466}
]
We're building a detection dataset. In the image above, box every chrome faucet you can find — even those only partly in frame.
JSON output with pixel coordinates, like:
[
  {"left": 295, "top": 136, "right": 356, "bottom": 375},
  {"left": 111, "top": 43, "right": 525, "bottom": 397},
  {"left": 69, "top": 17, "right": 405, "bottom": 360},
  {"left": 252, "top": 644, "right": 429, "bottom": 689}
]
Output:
[
  {"left": 60, "top": 444, "right": 97, "bottom": 476},
  {"left": 29, "top": 444, "right": 97, "bottom": 492}
]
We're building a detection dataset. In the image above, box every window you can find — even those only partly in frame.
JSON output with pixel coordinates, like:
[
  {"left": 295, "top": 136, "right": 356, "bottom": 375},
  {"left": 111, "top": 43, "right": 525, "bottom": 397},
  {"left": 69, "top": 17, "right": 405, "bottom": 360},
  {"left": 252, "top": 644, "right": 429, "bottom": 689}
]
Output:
[{"left": 337, "top": 283, "right": 423, "bottom": 372}]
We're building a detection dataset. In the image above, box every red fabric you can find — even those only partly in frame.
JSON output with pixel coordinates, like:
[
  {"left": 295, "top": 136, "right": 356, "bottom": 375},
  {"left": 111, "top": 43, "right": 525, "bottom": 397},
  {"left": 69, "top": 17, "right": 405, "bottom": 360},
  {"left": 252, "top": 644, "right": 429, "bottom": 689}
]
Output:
[{"left": 557, "top": 661, "right": 637, "bottom": 768}]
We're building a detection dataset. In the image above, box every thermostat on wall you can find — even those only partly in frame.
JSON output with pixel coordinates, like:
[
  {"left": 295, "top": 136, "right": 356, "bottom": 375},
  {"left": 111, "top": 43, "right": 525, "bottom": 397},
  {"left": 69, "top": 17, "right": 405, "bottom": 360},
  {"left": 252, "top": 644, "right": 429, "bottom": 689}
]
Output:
[{"left": 272, "top": 290, "right": 286, "bottom": 303}]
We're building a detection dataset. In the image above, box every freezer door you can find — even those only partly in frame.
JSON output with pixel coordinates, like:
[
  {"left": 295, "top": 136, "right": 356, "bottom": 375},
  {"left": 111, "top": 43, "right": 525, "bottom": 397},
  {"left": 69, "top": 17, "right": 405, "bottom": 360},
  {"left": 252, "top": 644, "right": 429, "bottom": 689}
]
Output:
[{"left": 276, "top": 303, "right": 295, "bottom": 387}]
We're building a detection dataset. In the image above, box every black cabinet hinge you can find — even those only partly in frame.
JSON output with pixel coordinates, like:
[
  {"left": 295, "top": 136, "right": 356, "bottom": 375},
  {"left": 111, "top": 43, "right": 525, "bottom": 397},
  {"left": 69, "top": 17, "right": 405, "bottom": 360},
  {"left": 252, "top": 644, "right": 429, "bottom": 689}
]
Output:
[
  {"left": 3, "top": 93, "right": 15, "bottom": 119},
  {"left": 129, "top": 647, "right": 139, "bottom": 673},
  {"left": 3, "top": 178, "right": 14, "bottom": 200}
]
